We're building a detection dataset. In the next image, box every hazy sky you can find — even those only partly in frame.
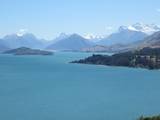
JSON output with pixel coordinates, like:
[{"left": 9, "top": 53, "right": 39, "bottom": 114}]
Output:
[{"left": 0, "top": 0, "right": 160, "bottom": 39}]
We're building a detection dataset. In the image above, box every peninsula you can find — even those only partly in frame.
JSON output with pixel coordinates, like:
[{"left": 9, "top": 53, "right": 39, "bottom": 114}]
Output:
[{"left": 72, "top": 47, "right": 160, "bottom": 70}]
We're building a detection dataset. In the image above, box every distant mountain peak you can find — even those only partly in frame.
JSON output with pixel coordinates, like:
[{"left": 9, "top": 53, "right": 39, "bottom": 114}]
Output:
[
  {"left": 118, "top": 23, "right": 160, "bottom": 35},
  {"left": 51, "top": 33, "right": 69, "bottom": 44},
  {"left": 70, "top": 33, "right": 81, "bottom": 37},
  {"left": 68, "top": 33, "right": 86, "bottom": 39},
  {"left": 4, "top": 33, "right": 37, "bottom": 40},
  {"left": 47, "top": 33, "right": 94, "bottom": 51},
  {"left": 58, "top": 33, "right": 68, "bottom": 38},
  {"left": 16, "top": 29, "right": 28, "bottom": 37},
  {"left": 118, "top": 26, "right": 137, "bottom": 32},
  {"left": 2, "top": 33, "right": 43, "bottom": 49},
  {"left": 20, "top": 33, "right": 37, "bottom": 39}
]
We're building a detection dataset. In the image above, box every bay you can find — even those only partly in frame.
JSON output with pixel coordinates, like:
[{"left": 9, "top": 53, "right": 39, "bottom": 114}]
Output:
[{"left": 0, "top": 52, "right": 160, "bottom": 120}]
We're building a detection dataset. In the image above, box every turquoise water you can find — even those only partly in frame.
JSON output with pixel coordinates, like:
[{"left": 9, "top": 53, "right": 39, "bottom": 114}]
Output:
[{"left": 0, "top": 52, "right": 160, "bottom": 120}]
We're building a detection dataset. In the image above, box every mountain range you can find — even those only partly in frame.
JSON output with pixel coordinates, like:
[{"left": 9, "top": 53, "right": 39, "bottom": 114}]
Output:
[
  {"left": 0, "top": 23, "right": 160, "bottom": 52},
  {"left": 84, "top": 30, "right": 160, "bottom": 53}
]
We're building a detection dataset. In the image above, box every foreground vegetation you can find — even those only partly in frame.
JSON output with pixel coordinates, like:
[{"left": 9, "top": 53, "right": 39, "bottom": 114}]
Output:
[
  {"left": 72, "top": 47, "right": 160, "bottom": 70},
  {"left": 138, "top": 115, "right": 160, "bottom": 120}
]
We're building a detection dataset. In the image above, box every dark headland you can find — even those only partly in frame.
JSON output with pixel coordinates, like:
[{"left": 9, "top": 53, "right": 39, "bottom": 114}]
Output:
[{"left": 71, "top": 47, "right": 160, "bottom": 70}]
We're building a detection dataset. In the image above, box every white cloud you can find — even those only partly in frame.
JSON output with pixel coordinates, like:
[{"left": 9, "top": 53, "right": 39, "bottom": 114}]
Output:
[{"left": 17, "top": 29, "right": 28, "bottom": 36}]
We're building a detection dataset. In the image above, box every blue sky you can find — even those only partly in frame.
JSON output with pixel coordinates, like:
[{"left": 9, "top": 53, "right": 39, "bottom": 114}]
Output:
[{"left": 0, "top": 0, "right": 160, "bottom": 39}]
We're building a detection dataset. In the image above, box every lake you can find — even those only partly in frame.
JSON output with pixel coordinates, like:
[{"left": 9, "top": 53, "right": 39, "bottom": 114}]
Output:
[{"left": 0, "top": 52, "right": 160, "bottom": 120}]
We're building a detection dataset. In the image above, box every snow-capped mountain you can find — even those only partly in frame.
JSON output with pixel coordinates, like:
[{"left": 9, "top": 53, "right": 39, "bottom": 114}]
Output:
[
  {"left": 119, "top": 23, "right": 160, "bottom": 35},
  {"left": 16, "top": 29, "right": 28, "bottom": 37},
  {"left": 1, "top": 23, "right": 159, "bottom": 52},
  {"left": 2, "top": 33, "right": 44, "bottom": 49},
  {"left": 98, "top": 23, "right": 160, "bottom": 46},
  {"left": 84, "top": 34, "right": 104, "bottom": 42},
  {"left": 98, "top": 29, "right": 147, "bottom": 46}
]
